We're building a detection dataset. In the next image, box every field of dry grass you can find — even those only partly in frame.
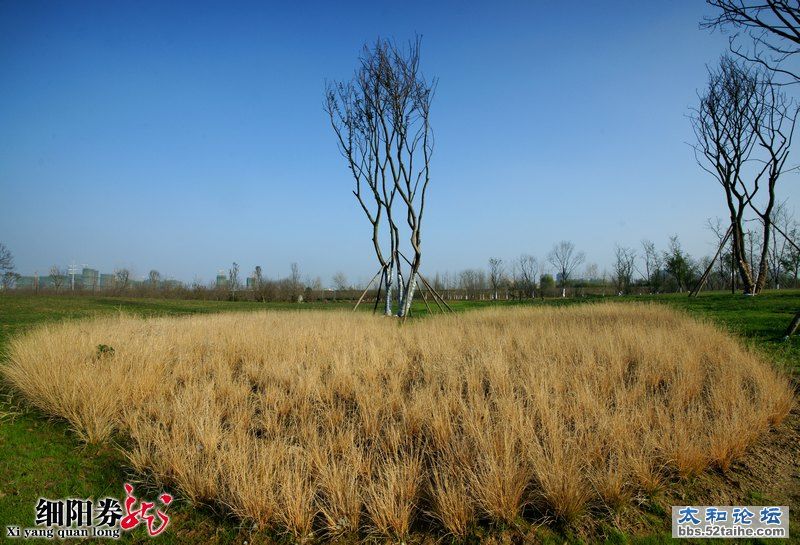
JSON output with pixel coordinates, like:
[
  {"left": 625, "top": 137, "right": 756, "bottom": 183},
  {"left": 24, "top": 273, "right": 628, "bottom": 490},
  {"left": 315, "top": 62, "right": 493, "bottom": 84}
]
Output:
[{"left": 2, "top": 304, "right": 794, "bottom": 540}]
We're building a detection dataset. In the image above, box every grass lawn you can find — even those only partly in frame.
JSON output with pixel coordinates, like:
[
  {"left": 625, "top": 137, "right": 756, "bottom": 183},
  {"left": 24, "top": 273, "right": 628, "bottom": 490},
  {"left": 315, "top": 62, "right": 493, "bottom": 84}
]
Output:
[{"left": 0, "top": 291, "right": 797, "bottom": 544}]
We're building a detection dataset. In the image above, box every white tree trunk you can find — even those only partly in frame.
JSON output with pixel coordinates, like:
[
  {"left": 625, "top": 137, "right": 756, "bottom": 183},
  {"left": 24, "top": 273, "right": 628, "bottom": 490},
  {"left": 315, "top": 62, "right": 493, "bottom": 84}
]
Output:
[
  {"left": 384, "top": 264, "right": 394, "bottom": 316},
  {"left": 401, "top": 274, "right": 418, "bottom": 318},
  {"left": 396, "top": 269, "right": 405, "bottom": 317}
]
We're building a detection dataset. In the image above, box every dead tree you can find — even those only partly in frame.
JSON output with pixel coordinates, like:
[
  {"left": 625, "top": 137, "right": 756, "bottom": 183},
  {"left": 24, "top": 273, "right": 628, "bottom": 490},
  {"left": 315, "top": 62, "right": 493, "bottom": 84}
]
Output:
[{"left": 326, "top": 37, "right": 436, "bottom": 317}]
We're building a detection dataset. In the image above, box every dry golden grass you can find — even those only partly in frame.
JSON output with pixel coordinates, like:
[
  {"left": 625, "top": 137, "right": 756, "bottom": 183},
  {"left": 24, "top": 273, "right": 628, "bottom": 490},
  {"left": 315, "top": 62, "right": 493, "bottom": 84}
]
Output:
[{"left": 2, "top": 304, "right": 794, "bottom": 539}]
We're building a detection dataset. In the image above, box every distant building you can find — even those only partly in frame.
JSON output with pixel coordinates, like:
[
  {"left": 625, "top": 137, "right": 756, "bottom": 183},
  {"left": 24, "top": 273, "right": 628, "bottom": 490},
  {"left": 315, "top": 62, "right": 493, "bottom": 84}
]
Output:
[
  {"left": 82, "top": 268, "right": 99, "bottom": 290},
  {"left": 99, "top": 274, "right": 116, "bottom": 289}
]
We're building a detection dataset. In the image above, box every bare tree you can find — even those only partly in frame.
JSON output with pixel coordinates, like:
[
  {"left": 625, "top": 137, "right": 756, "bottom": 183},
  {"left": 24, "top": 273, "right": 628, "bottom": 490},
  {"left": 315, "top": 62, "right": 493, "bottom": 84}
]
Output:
[
  {"left": 703, "top": 0, "right": 800, "bottom": 83},
  {"left": 0, "top": 243, "right": 13, "bottom": 276},
  {"left": 693, "top": 56, "right": 797, "bottom": 293},
  {"left": 767, "top": 204, "right": 792, "bottom": 287},
  {"left": 487, "top": 258, "right": 504, "bottom": 300},
  {"left": 613, "top": 245, "right": 637, "bottom": 295},
  {"left": 49, "top": 265, "right": 65, "bottom": 292},
  {"left": 0, "top": 244, "right": 17, "bottom": 289},
  {"left": 289, "top": 262, "right": 303, "bottom": 302},
  {"left": 781, "top": 220, "right": 800, "bottom": 286},
  {"left": 332, "top": 271, "right": 349, "bottom": 291},
  {"left": 252, "top": 265, "right": 271, "bottom": 302},
  {"left": 547, "top": 241, "right": 585, "bottom": 297},
  {"left": 114, "top": 268, "right": 130, "bottom": 292},
  {"left": 516, "top": 254, "right": 539, "bottom": 298},
  {"left": 326, "top": 37, "right": 436, "bottom": 317},
  {"left": 691, "top": 57, "right": 764, "bottom": 293},
  {"left": 458, "top": 269, "right": 486, "bottom": 300},
  {"left": 750, "top": 81, "right": 798, "bottom": 292},
  {"left": 148, "top": 270, "right": 161, "bottom": 289},
  {"left": 641, "top": 239, "right": 664, "bottom": 292},
  {"left": 704, "top": 2, "right": 800, "bottom": 332},
  {"left": 228, "top": 262, "right": 240, "bottom": 301},
  {"left": 2, "top": 271, "right": 20, "bottom": 289}
]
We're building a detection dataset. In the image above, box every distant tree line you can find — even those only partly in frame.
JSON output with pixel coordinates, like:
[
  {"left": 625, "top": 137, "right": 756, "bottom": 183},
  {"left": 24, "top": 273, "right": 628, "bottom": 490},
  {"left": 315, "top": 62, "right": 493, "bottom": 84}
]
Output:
[{"left": 2, "top": 209, "right": 798, "bottom": 302}]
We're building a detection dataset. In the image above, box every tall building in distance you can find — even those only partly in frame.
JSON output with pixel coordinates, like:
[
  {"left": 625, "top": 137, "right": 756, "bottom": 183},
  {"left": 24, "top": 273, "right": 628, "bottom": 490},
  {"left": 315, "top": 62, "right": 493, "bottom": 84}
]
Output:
[{"left": 81, "top": 268, "right": 99, "bottom": 290}]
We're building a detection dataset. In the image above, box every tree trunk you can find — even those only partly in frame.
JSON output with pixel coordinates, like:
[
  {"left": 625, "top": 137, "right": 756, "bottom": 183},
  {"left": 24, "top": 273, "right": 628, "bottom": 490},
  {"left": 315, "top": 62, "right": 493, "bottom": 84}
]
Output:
[
  {"left": 396, "top": 269, "right": 406, "bottom": 317},
  {"left": 384, "top": 263, "right": 394, "bottom": 316},
  {"left": 401, "top": 273, "right": 418, "bottom": 318},
  {"left": 731, "top": 222, "right": 756, "bottom": 293},
  {"left": 755, "top": 223, "right": 771, "bottom": 294}
]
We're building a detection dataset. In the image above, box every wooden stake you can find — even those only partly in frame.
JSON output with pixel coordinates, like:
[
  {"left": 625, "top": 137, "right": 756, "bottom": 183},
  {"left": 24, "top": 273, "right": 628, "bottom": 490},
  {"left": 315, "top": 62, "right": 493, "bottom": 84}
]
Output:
[
  {"left": 786, "top": 311, "right": 800, "bottom": 338},
  {"left": 690, "top": 224, "right": 733, "bottom": 297},
  {"left": 372, "top": 268, "right": 385, "bottom": 314},
  {"left": 354, "top": 266, "right": 385, "bottom": 312},
  {"left": 397, "top": 251, "right": 455, "bottom": 313}
]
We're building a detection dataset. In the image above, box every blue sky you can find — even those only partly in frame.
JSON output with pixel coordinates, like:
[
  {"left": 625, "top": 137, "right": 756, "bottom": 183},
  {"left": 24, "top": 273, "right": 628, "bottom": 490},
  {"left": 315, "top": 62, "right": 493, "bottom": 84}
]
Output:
[{"left": 1, "top": 1, "right": 798, "bottom": 285}]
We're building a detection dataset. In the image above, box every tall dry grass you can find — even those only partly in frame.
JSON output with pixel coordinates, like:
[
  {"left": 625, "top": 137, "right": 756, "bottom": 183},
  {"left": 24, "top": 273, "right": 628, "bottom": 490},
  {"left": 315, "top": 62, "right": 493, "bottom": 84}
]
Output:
[{"left": 2, "top": 304, "right": 794, "bottom": 539}]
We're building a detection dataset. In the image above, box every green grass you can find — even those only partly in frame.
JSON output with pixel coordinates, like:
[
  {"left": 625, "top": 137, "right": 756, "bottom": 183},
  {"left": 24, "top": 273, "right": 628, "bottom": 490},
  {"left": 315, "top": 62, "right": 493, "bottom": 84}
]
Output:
[{"left": 0, "top": 290, "right": 797, "bottom": 543}]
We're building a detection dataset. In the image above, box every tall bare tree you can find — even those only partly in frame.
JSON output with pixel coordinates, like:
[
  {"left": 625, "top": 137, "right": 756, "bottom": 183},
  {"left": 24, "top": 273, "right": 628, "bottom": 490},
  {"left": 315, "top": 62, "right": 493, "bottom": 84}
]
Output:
[
  {"left": 332, "top": 271, "right": 349, "bottom": 291},
  {"left": 289, "top": 262, "right": 303, "bottom": 302},
  {"left": 148, "top": 270, "right": 161, "bottom": 289},
  {"left": 768, "top": 204, "right": 792, "bottom": 287},
  {"left": 750, "top": 81, "right": 798, "bottom": 291},
  {"left": 547, "top": 241, "right": 585, "bottom": 297},
  {"left": 515, "top": 254, "right": 539, "bottom": 299},
  {"left": 0, "top": 244, "right": 17, "bottom": 289},
  {"left": 114, "top": 268, "right": 130, "bottom": 292},
  {"left": 488, "top": 258, "right": 504, "bottom": 300},
  {"left": 641, "top": 239, "right": 664, "bottom": 292},
  {"left": 0, "top": 243, "right": 13, "bottom": 276},
  {"left": 613, "top": 245, "right": 637, "bottom": 294},
  {"left": 691, "top": 57, "right": 763, "bottom": 293},
  {"left": 326, "top": 37, "right": 435, "bottom": 317},
  {"left": 228, "top": 262, "right": 240, "bottom": 301},
  {"left": 692, "top": 56, "right": 797, "bottom": 293},
  {"left": 50, "top": 265, "right": 65, "bottom": 292}
]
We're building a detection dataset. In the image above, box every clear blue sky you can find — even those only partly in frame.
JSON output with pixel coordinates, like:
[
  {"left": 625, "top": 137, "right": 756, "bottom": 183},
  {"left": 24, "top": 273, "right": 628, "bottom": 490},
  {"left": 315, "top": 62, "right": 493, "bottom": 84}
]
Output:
[{"left": 1, "top": 1, "right": 798, "bottom": 285}]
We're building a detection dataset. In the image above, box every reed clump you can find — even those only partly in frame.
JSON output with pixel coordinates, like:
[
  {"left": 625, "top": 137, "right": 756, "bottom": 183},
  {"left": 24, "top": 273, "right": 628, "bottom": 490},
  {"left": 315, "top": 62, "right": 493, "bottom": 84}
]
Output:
[{"left": 3, "top": 304, "right": 793, "bottom": 539}]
